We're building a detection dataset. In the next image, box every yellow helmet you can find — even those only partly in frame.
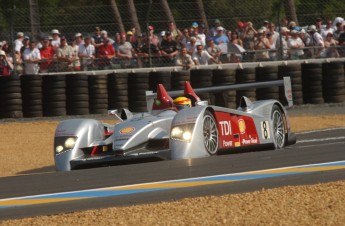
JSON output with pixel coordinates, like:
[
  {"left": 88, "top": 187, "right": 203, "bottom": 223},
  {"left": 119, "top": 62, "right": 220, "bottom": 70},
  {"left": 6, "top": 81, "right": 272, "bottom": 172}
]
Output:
[{"left": 173, "top": 97, "right": 191, "bottom": 110}]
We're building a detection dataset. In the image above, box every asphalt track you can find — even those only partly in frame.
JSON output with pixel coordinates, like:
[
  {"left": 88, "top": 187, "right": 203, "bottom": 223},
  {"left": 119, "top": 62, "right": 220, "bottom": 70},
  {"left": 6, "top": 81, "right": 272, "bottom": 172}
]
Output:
[{"left": 0, "top": 127, "right": 345, "bottom": 220}]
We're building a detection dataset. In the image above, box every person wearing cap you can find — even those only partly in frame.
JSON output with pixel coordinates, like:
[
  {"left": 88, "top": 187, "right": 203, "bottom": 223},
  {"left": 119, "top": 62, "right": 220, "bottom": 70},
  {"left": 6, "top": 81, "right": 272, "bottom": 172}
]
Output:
[
  {"left": 100, "top": 30, "right": 115, "bottom": 45},
  {"left": 160, "top": 31, "right": 179, "bottom": 65},
  {"left": 191, "top": 22, "right": 198, "bottom": 29},
  {"left": 23, "top": 41, "right": 41, "bottom": 74},
  {"left": 175, "top": 46, "right": 194, "bottom": 70},
  {"left": 74, "top": 33, "right": 84, "bottom": 46},
  {"left": 306, "top": 25, "right": 325, "bottom": 58},
  {"left": 56, "top": 36, "right": 75, "bottom": 71},
  {"left": 209, "top": 19, "right": 222, "bottom": 38},
  {"left": 96, "top": 38, "right": 116, "bottom": 69},
  {"left": 51, "top": 29, "right": 61, "bottom": 49},
  {"left": 39, "top": 37, "right": 55, "bottom": 73},
  {"left": 14, "top": 32, "right": 25, "bottom": 53},
  {"left": 0, "top": 50, "right": 13, "bottom": 76},
  {"left": 212, "top": 26, "right": 229, "bottom": 58},
  {"left": 167, "top": 21, "right": 182, "bottom": 41},
  {"left": 287, "top": 30, "right": 305, "bottom": 60},
  {"left": 263, "top": 20, "right": 270, "bottom": 29},
  {"left": 78, "top": 36, "right": 96, "bottom": 71}
]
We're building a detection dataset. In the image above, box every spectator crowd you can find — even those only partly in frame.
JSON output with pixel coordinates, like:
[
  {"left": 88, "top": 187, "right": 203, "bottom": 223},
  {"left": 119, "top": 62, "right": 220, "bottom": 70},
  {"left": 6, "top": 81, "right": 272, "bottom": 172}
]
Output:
[{"left": 1, "top": 16, "right": 345, "bottom": 75}]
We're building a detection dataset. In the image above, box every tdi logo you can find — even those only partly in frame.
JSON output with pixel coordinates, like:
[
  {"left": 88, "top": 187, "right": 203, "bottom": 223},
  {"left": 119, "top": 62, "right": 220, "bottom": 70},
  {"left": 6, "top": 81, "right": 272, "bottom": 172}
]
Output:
[{"left": 219, "top": 121, "right": 232, "bottom": 136}]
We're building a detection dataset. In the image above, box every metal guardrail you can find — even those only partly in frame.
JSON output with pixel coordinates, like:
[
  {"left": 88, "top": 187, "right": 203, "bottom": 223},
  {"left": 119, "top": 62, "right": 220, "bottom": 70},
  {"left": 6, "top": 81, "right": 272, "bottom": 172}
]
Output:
[{"left": 39, "top": 57, "right": 345, "bottom": 76}]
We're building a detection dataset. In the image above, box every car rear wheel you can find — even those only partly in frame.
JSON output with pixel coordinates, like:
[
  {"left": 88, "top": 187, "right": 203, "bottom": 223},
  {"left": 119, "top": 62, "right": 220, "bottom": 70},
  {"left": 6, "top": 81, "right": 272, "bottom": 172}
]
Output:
[
  {"left": 203, "top": 110, "right": 219, "bottom": 155},
  {"left": 272, "top": 105, "right": 286, "bottom": 149}
]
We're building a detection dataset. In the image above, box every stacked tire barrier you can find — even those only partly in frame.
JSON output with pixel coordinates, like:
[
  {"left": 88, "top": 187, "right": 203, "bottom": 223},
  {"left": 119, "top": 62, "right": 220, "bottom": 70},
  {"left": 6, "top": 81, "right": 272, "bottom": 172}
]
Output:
[
  {"left": 301, "top": 63, "right": 324, "bottom": 104},
  {"left": 256, "top": 66, "right": 280, "bottom": 101},
  {"left": 108, "top": 73, "right": 129, "bottom": 111},
  {"left": 0, "top": 76, "right": 23, "bottom": 118},
  {"left": 235, "top": 67, "right": 256, "bottom": 107},
  {"left": 278, "top": 64, "right": 303, "bottom": 105},
  {"left": 128, "top": 72, "right": 149, "bottom": 112},
  {"left": 88, "top": 74, "right": 108, "bottom": 114},
  {"left": 21, "top": 75, "right": 43, "bottom": 117},
  {"left": 212, "top": 69, "right": 236, "bottom": 109},
  {"left": 66, "top": 74, "right": 89, "bottom": 115},
  {"left": 149, "top": 71, "right": 171, "bottom": 93},
  {"left": 190, "top": 69, "right": 213, "bottom": 104},
  {"left": 171, "top": 71, "right": 190, "bottom": 91},
  {"left": 42, "top": 75, "right": 66, "bottom": 116},
  {"left": 322, "top": 61, "right": 345, "bottom": 103}
]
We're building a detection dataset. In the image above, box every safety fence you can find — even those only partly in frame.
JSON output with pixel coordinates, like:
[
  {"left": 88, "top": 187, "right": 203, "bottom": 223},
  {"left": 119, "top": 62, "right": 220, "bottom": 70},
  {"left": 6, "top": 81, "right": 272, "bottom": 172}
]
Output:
[
  {"left": 1, "top": 1, "right": 345, "bottom": 73},
  {"left": 0, "top": 60, "right": 344, "bottom": 119}
]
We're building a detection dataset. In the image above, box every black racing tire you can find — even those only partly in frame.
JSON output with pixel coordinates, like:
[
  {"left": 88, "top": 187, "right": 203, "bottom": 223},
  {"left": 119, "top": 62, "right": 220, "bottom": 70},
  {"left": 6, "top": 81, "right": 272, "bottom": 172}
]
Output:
[
  {"left": 90, "top": 98, "right": 108, "bottom": 104},
  {"left": 128, "top": 83, "right": 150, "bottom": 89},
  {"left": 110, "top": 90, "right": 128, "bottom": 96},
  {"left": 43, "top": 108, "right": 67, "bottom": 116},
  {"left": 23, "top": 111, "right": 43, "bottom": 118},
  {"left": 67, "top": 102, "right": 89, "bottom": 108},
  {"left": 43, "top": 81, "right": 66, "bottom": 89},
  {"left": 203, "top": 110, "right": 219, "bottom": 155},
  {"left": 21, "top": 86, "right": 42, "bottom": 93},
  {"left": 271, "top": 105, "right": 286, "bottom": 149}
]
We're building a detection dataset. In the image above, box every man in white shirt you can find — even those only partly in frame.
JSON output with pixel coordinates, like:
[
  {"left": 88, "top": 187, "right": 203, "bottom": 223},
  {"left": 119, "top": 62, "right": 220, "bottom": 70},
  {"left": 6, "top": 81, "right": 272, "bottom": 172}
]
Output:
[
  {"left": 51, "top": 29, "right": 61, "bottom": 49},
  {"left": 78, "top": 36, "right": 96, "bottom": 71},
  {"left": 287, "top": 30, "right": 305, "bottom": 60},
  {"left": 14, "top": 32, "right": 24, "bottom": 53},
  {"left": 192, "top": 45, "right": 219, "bottom": 65},
  {"left": 23, "top": 41, "right": 41, "bottom": 74}
]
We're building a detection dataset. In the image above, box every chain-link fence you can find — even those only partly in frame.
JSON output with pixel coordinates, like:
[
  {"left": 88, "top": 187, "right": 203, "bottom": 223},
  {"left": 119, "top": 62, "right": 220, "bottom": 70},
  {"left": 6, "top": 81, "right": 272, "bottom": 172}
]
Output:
[{"left": 0, "top": 0, "right": 345, "bottom": 74}]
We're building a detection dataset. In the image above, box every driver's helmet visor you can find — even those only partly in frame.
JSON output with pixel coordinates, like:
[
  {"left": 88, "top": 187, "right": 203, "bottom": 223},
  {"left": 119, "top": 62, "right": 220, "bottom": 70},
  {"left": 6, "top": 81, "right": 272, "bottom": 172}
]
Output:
[{"left": 175, "top": 104, "right": 191, "bottom": 110}]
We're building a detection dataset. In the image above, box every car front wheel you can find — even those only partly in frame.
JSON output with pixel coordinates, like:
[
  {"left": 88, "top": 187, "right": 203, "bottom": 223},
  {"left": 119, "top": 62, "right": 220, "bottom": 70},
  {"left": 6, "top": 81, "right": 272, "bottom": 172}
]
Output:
[{"left": 203, "top": 110, "right": 219, "bottom": 155}]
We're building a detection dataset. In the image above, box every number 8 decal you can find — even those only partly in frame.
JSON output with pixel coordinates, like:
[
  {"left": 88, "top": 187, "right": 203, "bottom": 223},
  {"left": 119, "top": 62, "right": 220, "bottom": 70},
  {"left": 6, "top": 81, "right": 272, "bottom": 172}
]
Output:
[{"left": 261, "top": 121, "right": 270, "bottom": 139}]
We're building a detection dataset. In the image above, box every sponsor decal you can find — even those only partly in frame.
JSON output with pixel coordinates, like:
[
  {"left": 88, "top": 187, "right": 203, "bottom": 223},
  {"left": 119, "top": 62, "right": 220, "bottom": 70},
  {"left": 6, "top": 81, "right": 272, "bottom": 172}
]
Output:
[
  {"left": 261, "top": 121, "right": 270, "bottom": 139},
  {"left": 219, "top": 121, "right": 232, "bottom": 136},
  {"left": 235, "top": 142, "right": 241, "bottom": 147},
  {"left": 222, "top": 140, "right": 233, "bottom": 147},
  {"left": 241, "top": 135, "right": 258, "bottom": 145},
  {"left": 119, "top": 127, "right": 135, "bottom": 134},
  {"left": 238, "top": 119, "right": 246, "bottom": 134}
]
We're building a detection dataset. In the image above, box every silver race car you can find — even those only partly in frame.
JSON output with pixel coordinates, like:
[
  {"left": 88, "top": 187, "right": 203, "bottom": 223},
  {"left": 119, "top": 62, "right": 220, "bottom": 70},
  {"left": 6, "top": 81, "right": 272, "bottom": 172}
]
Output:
[{"left": 54, "top": 79, "right": 296, "bottom": 171}]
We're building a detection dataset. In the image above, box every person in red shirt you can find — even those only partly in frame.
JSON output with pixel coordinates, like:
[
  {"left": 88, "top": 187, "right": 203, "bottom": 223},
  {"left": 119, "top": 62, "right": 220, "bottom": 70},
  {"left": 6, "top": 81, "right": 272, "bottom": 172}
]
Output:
[
  {"left": 39, "top": 37, "right": 55, "bottom": 73},
  {"left": 0, "top": 50, "right": 13, "bottom": 76},
  {"left": 96, "top": 38, "right": 116, "bottom": 69}
]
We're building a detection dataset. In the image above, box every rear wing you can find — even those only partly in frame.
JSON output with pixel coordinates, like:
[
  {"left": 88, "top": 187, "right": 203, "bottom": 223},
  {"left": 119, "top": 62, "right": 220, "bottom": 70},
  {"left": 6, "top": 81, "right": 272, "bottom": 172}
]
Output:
[{"left": 146, "top": 77, "right": 293, "bottom": 112}]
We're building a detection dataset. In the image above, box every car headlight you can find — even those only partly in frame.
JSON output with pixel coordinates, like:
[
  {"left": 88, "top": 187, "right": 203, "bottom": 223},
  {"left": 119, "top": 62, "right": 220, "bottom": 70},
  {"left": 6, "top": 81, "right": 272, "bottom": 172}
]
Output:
[
  {"left": 171, "top": 124, "right": 194, "bottom": 142},
  {"left": 65, "top": 137, "right": 76, "bottom": 149},
  {"left": 54, "top": 136, "right": 78, "bottom": 155}
]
